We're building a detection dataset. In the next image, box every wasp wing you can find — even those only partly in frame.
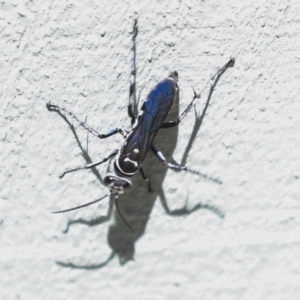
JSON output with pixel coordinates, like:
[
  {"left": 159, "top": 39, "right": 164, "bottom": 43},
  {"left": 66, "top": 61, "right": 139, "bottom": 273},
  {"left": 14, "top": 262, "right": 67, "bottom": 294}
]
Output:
[{"left": 121, "top": 78, "right": 178, "bottom": 167}]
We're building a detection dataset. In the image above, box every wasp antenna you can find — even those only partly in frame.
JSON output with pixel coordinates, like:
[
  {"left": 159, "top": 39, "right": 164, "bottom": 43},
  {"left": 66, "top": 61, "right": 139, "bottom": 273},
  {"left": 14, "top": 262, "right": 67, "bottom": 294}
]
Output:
[
  {"left": 115, "top": 194, "right": 134, "bottom": 232},
  {"left": 52, "top": 193, "right": 111, "bottom": 213}
]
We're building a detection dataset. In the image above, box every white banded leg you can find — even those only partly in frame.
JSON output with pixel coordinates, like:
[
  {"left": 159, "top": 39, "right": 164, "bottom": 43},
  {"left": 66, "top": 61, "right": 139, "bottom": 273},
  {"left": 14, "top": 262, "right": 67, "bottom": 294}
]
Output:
[
  {"left": 46, "top": 103, "right": 126, "bottom": 139},
  {"left": 59, "top": 149, "right": 118, "bottom": 179}
]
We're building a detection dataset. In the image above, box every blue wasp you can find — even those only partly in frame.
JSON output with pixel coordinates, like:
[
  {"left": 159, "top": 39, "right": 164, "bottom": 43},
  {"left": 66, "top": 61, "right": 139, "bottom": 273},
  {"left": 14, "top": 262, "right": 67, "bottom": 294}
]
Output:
[{"left": 47, "top": 20, "right": 235, "bottom": 230}]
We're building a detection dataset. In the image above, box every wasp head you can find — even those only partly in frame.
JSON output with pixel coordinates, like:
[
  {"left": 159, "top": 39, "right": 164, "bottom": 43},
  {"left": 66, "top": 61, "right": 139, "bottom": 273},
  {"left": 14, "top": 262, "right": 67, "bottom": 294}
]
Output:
[{"left": 103, "top": 173, "right": 132, "bottom": 194}]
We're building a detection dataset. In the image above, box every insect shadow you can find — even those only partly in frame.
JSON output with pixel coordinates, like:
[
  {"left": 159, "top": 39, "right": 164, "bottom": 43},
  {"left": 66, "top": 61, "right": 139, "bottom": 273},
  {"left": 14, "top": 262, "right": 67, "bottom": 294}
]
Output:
[{"left": 52, "top": 59, "right": 234, "bottom": 269}]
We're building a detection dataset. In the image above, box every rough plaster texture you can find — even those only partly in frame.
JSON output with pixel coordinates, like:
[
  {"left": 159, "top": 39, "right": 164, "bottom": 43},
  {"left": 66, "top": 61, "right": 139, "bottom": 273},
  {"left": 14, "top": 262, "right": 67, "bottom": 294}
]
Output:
[{"left": 1, "top": 0, "right": 300, "bottom": 299}]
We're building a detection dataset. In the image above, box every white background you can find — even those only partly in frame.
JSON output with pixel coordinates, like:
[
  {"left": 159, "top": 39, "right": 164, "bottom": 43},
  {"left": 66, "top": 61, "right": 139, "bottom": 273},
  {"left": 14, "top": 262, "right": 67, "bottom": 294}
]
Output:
[{"left": 1, "top": 0, "right": 300, "bottom": 299}]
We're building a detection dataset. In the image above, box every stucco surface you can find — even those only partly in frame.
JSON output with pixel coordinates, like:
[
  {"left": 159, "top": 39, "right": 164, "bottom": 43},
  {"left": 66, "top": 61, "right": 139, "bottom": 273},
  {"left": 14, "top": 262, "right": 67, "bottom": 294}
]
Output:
[{"left": 1, "top": 0, "right": 300, "bottom": 299}]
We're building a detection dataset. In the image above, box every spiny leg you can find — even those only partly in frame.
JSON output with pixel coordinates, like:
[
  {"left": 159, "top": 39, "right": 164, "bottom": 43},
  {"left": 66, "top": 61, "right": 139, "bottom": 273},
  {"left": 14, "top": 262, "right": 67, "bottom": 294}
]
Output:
[
  {"left": 46, "top": 103, "right": 126, "bottom": 139},
  {"left": 59, "top": 149, "right": 118, "bottom": 179},
  {"left": 128, "top": 19, "right": 138, "bottom": 126},
  {"left": 179, "top": 58, "right": 235, "bottom": 167},
  {"left": 160, "top": 57, "right": 235, "bottom": 129},
  {"left": 160, "top": 88, "right": 200, "bottom": 129}
]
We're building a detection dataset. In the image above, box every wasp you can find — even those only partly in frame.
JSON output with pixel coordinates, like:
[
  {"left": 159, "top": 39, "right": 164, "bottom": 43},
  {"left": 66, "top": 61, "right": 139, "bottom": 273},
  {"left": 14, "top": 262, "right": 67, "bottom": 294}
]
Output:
[{"left": 47, "top": 20, "right": 235, "bottom": 230}]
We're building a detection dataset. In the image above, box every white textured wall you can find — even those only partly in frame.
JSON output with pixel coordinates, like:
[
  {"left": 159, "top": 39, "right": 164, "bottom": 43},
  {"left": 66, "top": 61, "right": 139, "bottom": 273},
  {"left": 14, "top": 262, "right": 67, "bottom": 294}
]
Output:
[{"left": 1, "top": 0, "right": 300, "bottom": 299}]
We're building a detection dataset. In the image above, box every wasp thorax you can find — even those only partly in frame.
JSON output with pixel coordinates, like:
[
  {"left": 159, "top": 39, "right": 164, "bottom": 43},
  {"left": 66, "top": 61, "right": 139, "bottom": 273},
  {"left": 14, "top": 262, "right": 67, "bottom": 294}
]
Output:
[{"left": 104, "top": 173, "right": 132, "bottom": 194}]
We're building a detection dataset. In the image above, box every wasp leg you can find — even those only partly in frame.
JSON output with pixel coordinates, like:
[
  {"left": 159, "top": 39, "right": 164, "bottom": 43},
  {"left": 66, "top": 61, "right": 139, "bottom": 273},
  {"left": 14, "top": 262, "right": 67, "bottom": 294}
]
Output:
[
  {"left": 159, "top": 91, "right": 200, "bottom": 129},
  {"left": 151, "top": 145, "right": 186, "bottom": 171},
  {"left": 128, "top": 19, "right": 138, "bottom": 125},
  {"left": 59, "top": 149, "right": 118, "bottom": 179},
  {"left": 139, "top": 166, "right": 152, "bottom": 192},
  {"left": 46, "top": 103, "right": 125, "bottom": 139},
  {"left": 161, "top": 58, "right": 235, "bottom": 129},
  {"left": 151, "top": 145, "right": 221, "bottom": 183}
]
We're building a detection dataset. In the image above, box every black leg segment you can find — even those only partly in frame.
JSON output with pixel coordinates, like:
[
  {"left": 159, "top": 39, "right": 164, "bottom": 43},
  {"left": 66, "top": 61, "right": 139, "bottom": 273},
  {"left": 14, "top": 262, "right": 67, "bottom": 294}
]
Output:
[{"left": 59, "top": 149, "right": 118, "bottom": 179}]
